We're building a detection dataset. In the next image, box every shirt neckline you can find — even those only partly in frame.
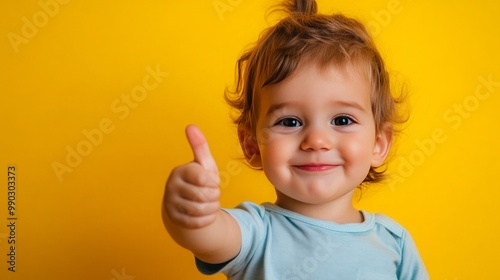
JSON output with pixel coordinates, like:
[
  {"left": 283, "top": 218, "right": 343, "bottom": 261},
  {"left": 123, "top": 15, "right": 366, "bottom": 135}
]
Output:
[{"left": 262, "top": 202, "right": 375, "bottom": 233}]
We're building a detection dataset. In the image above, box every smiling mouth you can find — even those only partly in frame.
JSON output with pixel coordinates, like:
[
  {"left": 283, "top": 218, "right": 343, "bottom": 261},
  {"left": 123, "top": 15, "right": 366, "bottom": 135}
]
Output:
[{"left": 293, "top": 164, "right": 339, "bottom": 172}]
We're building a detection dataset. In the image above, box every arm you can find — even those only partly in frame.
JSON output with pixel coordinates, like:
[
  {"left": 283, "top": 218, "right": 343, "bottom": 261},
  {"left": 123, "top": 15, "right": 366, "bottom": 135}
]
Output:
[{"left": 162, "top": 125, "right": 241, "bottom": 264}]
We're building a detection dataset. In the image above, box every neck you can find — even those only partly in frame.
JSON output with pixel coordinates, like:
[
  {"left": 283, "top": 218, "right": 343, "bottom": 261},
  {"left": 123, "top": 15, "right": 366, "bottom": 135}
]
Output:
[{"left": 275, "top": 192, "right": 363, "bottom": 224}]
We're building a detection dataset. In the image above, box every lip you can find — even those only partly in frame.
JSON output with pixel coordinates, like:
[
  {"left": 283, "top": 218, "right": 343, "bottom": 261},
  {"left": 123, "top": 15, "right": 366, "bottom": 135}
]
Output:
[{"left": 293, "top": 163, "right": 340, "bottom": 172}]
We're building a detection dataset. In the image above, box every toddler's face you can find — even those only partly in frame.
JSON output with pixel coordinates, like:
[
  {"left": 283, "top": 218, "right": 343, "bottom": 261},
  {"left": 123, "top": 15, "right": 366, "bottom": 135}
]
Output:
[{"left": 253, "top": 61, "right": 390, "bottom": 212}]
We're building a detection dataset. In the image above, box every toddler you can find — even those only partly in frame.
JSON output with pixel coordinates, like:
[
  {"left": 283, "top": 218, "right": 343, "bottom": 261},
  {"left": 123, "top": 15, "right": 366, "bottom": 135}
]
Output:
[{"left": 162, "top": 0, "right": 429, "bottom": 279}]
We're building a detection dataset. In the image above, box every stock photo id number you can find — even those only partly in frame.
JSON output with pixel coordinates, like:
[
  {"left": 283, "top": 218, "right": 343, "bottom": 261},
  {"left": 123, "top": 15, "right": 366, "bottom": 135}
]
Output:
[{"left": 6, "top": 166, "right": 17, "bottom": 273}]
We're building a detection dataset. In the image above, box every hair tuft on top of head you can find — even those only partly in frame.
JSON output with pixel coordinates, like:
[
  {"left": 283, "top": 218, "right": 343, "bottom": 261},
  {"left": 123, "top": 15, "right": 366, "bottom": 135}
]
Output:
[{"left": 282, "top": 0, "right": 318, "bottom": 15}]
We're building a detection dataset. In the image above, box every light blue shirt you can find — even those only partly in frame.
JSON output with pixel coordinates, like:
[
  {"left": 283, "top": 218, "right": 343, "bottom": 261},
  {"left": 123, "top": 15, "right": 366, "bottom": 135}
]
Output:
[{"left": 196, "top": 202, "right": 429, "bottom": 280}]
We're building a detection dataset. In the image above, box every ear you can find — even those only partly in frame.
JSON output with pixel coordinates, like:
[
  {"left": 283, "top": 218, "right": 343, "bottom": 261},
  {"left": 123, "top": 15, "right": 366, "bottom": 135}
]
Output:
[
  {"left": 238, "top": 127, "right": 262, "bottom": 169},
  {"left": 371, "top": 123, "right": 393, "bottom": 168}
]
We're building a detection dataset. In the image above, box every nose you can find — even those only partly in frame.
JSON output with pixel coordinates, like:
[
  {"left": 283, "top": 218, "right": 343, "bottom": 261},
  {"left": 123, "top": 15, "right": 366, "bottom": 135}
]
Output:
[{"left": 300, "top": 125, "right": 334, "bottom": 151}]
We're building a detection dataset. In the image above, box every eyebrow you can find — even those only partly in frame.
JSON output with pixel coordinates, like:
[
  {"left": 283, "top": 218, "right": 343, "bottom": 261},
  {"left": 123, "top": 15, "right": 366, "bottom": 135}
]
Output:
[
  {"left": 265, "top": 100, "right": 368, "bottom": 117},
  {"left": 330, "top": 100, "right": 368, "bottom": 113},
  {"left": 265, "top": 102, "right": 296, "bottom": 117}
]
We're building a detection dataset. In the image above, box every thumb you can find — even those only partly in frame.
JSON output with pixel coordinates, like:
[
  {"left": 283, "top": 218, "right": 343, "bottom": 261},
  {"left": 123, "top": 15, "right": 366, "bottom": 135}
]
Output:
[{"left": 185, "top": 124, "right": 219, "bottom": 176}]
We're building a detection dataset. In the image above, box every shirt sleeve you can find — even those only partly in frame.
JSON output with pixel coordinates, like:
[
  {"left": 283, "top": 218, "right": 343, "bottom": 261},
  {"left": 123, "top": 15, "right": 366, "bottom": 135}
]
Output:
[
  {"left": 397, "top": 230, "right": 430, "bottom": 280},
  {"left": 195, "top": 202, "right": 267, "bottom": 276}
]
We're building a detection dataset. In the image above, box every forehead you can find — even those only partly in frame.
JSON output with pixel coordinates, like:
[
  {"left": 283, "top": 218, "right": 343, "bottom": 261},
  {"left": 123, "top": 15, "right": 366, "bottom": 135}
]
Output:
[{"left": 259, "top": 61, "right": 372, "bottom": 112}]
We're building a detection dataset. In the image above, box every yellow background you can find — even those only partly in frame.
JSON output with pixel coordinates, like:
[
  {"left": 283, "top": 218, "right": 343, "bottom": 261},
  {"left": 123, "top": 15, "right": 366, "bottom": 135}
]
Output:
[{"left": 1, "top": 0, "right": 499, "bottom": 279}]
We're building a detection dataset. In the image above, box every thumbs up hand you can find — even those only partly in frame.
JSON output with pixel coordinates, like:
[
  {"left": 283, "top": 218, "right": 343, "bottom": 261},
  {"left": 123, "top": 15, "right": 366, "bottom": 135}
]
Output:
[{"left": 164, "top": 125, "right": 222, "bottom": 229}]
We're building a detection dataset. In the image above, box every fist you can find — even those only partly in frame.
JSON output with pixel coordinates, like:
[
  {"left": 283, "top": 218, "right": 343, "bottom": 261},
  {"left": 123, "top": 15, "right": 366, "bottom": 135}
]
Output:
[{"left": 164, "top": 125, "right": 221, "bottom": 229}]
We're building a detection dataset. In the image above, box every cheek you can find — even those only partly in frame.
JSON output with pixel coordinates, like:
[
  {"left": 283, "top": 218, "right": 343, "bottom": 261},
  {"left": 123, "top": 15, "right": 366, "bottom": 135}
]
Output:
[
  {"left": 257, "top": 133, "right": 296, "bottom": 170},
  {"left": 260, "top": 137, "right": 289, "bottom": 164},
  {"left": 258, "top": 138, "right": 290, "bottom": 186},
  {"left": 339, "top": 134, "right": 375, "bottom": 168}
]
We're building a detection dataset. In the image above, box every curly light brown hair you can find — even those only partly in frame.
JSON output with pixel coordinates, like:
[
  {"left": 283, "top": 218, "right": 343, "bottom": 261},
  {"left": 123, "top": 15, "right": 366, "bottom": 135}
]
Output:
[{"left": 225, "top": 0, "right": 405, "bottom": 184}]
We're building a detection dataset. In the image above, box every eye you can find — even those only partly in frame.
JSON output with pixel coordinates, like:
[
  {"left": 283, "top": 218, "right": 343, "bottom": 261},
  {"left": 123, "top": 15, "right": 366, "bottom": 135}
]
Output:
[
  {"left": 275, "top": 117, "right": 302, "bottom": 127},
  {"left": 332, "top": 115, "right": 354, "bottom": 126}
]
